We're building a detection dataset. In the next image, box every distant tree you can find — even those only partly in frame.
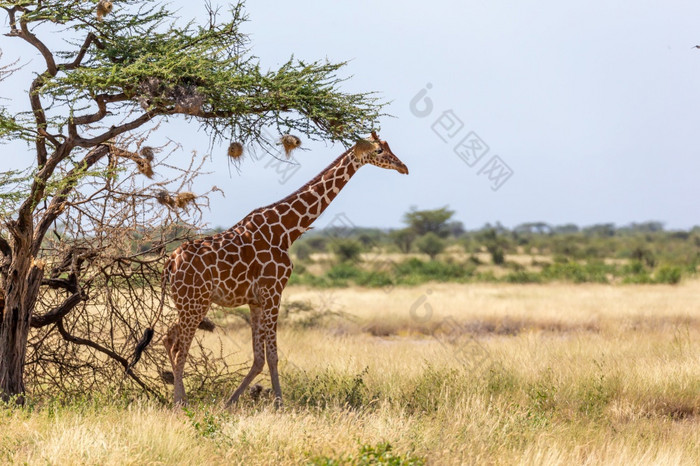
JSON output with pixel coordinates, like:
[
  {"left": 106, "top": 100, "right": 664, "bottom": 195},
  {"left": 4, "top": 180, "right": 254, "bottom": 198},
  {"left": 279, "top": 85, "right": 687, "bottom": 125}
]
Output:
[
  {"left": 631, "top": 246, "right": 656, "bottom": 268},
  {"left": 553, "top": 224, "right": 580, "bottom": 234},
  {"left": 446, "top": 220, "right": 465, "bottom": 237},
  {"left": 305, "top": 236, "right": 329, "bottom": 252},
  {"left": 477, "top": 228, "right": 508, "bottom": 265},
  {"left": 390, "top": 228, "right": 416, "bottom": 253},
  {"left": 583, "top": 223, "right": 616, "bottom": 237},
  {"left": 514, "top": 222, "right": 552, "bottom": 235},
  {"left": 357, "top": 231, "right": 381, "bottom": 248},
  {"left": 416, "top": 233, "right": 445, "bottom": 261},
  {"left": 403, "top": 206, "right": 455, "bottom": 238},
  {"left": 620, "top": 221, "right": 665, "bottom": 234},
  {"left": 331, "top": 239, "right": 363, "bottom": 263}
]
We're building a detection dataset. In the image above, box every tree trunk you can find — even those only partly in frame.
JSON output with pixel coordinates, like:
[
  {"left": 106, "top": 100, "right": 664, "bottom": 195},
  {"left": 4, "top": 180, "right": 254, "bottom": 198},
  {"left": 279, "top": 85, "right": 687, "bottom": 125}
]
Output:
[{"left": 0, "top": 236, "right": 41, "bottom": 404}]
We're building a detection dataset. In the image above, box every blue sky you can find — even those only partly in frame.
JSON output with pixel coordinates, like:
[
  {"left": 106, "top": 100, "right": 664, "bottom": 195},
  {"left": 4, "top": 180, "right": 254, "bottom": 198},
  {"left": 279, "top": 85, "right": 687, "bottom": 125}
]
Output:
[{"left": 3, "top": 1, "right": 700, "bottom": 230}]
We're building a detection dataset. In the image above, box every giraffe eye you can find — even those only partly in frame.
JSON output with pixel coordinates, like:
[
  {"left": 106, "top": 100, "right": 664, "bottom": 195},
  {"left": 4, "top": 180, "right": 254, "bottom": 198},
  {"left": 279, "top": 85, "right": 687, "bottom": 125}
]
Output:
[{"left": 375, "top": 147, "right": 383, "bottom": 154}]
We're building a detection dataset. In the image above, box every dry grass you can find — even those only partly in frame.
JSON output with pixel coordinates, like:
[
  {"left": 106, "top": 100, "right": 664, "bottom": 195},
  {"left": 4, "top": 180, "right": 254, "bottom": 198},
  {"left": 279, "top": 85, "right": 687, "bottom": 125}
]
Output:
[{"left": 3, "top": 281, "right": 700, "bottom": 465}]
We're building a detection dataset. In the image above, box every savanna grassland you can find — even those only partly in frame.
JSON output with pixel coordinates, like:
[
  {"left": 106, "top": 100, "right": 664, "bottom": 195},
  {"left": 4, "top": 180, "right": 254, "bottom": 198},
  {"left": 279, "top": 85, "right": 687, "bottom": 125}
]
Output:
[{"left": 3, "top": 280, "right": 700, "bottom": 465}]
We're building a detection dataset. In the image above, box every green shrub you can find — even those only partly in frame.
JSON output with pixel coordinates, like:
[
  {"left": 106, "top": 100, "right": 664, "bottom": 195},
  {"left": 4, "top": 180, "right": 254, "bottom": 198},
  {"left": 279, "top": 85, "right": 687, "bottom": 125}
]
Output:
[
  {"left": 283, "top": 368, "right": 373, "bottom": 410},
  {"left": 327, "top": 263, "right": 362, "bottom": 280},
  {"left": 293, "top": 242, "right": 312, "bottom": 261},
  {"left": 356, "top": 270, "right": 394, "bottom": 288},
  {"left": 310, "top": 442, "right": 426, "bottom": 466},
  {"left": 655, "top": 265, "right": 682, "bottom": 284},
  {"left": 503, "top": 271, "right": 541, "bottom": 283},
  {"left": 330, "top": 239, "right": 363, "bottom": 263},
  {"left": 541, "top": 261, "right": 611, "bottom": 283},
  {"left": 488, "top": 245, "right": 505, "bottom": 265},
  {"left": 393, "top": 258, "right": 474, "bottom": 283}
]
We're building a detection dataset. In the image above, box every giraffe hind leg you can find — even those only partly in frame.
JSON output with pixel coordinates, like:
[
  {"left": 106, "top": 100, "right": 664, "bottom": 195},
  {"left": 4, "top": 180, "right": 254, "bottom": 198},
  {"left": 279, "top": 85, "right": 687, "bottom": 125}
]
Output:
[{"left": 225, "top": 305, "right": 265, "bottom": 407}]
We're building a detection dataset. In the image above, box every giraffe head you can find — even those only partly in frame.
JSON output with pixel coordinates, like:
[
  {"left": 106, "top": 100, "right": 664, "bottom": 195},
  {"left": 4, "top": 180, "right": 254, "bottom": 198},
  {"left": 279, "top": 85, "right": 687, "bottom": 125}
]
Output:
[{"left": 353, "top": 131, "right": 409, "bottom": 175}]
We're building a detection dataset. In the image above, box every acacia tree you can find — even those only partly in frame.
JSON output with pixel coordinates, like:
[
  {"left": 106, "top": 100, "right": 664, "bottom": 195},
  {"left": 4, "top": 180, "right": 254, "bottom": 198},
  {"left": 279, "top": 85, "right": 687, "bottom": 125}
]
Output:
[{"left": 0, "top": 0, "right": 382, "bottom": 403}]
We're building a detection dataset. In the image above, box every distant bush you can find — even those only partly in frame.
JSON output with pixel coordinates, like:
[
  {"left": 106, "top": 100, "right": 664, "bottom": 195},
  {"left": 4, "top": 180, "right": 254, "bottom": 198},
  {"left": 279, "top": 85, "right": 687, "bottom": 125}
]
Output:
[
  {"left": 503, "top": 271, "right": 542, "bottom": 283},
  {"left": 488, "top": 245, "right": 505, "bottom": 265},
  {"left": 541, "top": 261, "right": 612, "bottom": 283},
  {"left": 330, "top": 239, "right": 363, "bottom": 263},
  {"left": 327, "top": 263, "right": 362, "bottom": 280},
  {"left": 356, "top": 270, "right": 394, "bottom": 288},
  {"left": 655, "top": 265, "right": 681, "bottom": 284},
  {"left": 293, "top": 242, "right": 312, "bottom": 261},
  {"left": 393, "top": 258, "right": 475, "bottom": 283},
  {"left": 468, "top": 254, "right": 482, "bottom": 265}
]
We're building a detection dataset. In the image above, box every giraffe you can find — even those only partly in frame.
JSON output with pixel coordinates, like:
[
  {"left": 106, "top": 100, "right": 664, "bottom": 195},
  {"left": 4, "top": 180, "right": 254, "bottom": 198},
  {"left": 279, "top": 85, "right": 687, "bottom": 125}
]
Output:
[{"left": 147, "top": 132, "right": 407, "bottom": 406}]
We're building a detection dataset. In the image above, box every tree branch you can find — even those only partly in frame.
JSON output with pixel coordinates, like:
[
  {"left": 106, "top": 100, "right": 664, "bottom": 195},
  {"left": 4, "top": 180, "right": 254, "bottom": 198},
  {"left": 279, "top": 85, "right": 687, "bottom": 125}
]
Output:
[
  {"left": 12, "top": 143, "right": 70, "bottom": 242},
  {"left": 18, "top": 14, "right": 57, "bottom": 75},
  {"left": 73, "top": 113, "right": 154, "bottom": 148},
  {"left": 59, "top": 32, "right": 98, "bottom": 71},
  {"left": 56, "top": 319, "right": 166, "bottom": 403},
  {"left": 71, "top": 93, "right": 127, "bottom": 128},
  {"left": 28, "top": 73, "right": 49, "bottom": 166},
  {"left": 30, "top": 292, "right": 81, "bottom": 328},
  {"left": 33, "top": 145, "right": 110, "bottom": 255},
  {"left": 0, "top": 236, "right": 10, "bottom": 260}
]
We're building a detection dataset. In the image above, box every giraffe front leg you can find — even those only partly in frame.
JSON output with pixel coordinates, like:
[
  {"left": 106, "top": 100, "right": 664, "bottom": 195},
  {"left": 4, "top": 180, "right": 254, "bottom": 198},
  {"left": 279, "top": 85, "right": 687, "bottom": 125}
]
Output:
[{"left": 225, "top": 305, "right": 265, "bottom": 408}]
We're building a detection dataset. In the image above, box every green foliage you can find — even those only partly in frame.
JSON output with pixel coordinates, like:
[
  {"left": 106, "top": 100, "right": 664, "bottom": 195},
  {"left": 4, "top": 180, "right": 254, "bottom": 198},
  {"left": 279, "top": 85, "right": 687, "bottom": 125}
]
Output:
[
  {"left": 284, "top": 367, "right": 373, "bottom": 410},
  {"left": 541, "top": 261, "right": 613, "bottom": 283},
  {"left": 489, "top": 245, "right": 505, "bottom": 265},
  {"left": 503, "top": 270, "right": 542, "bottom": 284},
  {"left": 0, "top": 169, "right": 33, "bottom": 219},
  {"left": 310, "top": 442, "right": 426, "bottom": 466},
  {"left": 292, "top": 242, "right": 312, "bottom": 261},
  {"left": 0, "top": 1, "right": 385, "bottom": 166},
  {"left": 331, "top": 239, "right": 363, "bottom": 263},
  {"left": 288, "top": 211, "right": 697, "bottom": 287},
  {"left": 525, "top": 370, "right": 558, "bottom": 426},
  {"left": 389, "top": 228, "right": 415, "bottom": 254},
  {"left": 415, "top": 233, "right": 445, "bottom": 261},
  {"left": 280, "top": 300, "right": 348, "bottom": 328},
  {"left": 183, "top": 407, "right": 224, "bottom": 439},
  {"left": 402, "top": 206, "right": 455, "bottom": 238},
  {"left": 485, "top": 365, "right": 519, "bottom": 396},
  {"left": 393, "top": 258, "right": 474, "bottom": 284},
  {"left": 655, "top": 265, "right": 682, "bottom": 284},
  {"left": 356, "top": 270, "right": 394, "bottom": 288},
  {"left": 575, "top": 368, "right": 618, "bottom": 418}
]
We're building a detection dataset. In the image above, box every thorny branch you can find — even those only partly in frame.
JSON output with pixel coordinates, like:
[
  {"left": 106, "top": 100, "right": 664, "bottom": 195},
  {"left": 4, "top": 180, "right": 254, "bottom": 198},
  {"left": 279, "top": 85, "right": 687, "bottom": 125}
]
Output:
[{"left": 24, "top": 136, "right": 241, "bottom": 401}]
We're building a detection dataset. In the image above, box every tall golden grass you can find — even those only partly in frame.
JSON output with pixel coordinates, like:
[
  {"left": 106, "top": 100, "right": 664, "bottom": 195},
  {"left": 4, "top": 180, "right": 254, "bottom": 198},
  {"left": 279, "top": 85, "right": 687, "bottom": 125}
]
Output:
[{"left": 2, "top": 281, "right": 700, "bottom": 465}]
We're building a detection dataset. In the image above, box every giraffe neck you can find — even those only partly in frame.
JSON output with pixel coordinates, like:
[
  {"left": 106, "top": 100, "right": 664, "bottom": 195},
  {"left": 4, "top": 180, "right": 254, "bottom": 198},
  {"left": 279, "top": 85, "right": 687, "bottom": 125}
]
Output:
[{"left": 270, "top": 148, "right": 360, "bottom": 247}]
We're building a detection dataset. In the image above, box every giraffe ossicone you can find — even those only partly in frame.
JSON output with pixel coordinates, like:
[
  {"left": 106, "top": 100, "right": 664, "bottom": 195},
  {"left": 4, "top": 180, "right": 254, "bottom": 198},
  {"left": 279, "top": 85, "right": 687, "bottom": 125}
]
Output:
[{"left": 139, "top": 132, "right": 408, "bottom": 407}]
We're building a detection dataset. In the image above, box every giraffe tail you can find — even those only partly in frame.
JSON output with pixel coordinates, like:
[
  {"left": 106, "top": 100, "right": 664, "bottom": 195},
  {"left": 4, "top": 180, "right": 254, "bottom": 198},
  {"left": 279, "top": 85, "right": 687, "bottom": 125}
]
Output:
[{"left": 126, "top": 328, "right": 154, "bottom": 373}]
